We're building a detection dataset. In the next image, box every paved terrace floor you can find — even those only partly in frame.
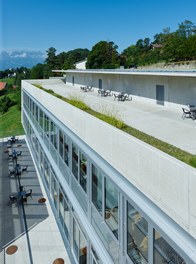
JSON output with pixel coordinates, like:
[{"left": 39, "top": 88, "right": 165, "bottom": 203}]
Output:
[
  {"left": 0, "top": 137, "right": 71, "bottom": 264},
  {"left": 42, "top": 81, "right": 196, "bottom": 155}
]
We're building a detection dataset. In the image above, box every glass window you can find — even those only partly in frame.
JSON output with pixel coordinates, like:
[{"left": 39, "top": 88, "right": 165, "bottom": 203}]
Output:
[
  {"left": 105, "top": 178, "right": 119, "bottom": 239},
  {"left": 73, "top": 218, "right": 80, "bottom": 259},
  {"left": 80, "top": 152, "right": 87, "bottom": 192},
  {"left": 72, "top": 144, "right": 78, "bottom": 179},
  {"left": 58, "top": 188, "right": 70, "bottom": 239},
  {"left": 64, "top": 134, "right": 69, "bottom": 165},
  {"left": 91, "top": 246, "right": 102, "bottom": 264},
  {"left": 154, "top": 230, "right": 185, "bottom": 264},
  {"left": 39, "top": 109, "right": 44, "bottom": 130},
  {"left": 79, "top": 231, "right": 87, "bottom": 264},
  {"left": 35, "top": 105, "right": 38, "bottom": 122},
  {"left": 51, "top": 121, "right": 57, "bottom": 149},
  {"left": 51, "top": 170, "right": 58, "bottom": 209},
  {"left": 59, "top": 130, "right": 64, "bottom": 159},
  {"left": 44, "top": 156, "right": 50, "bottom": 189},
  {"left": 64, "top": 196, "right": 70, "bottom": 239},
  {"left": 44, "top": 114, "right": 49, "bottom": 137},
  {"left": 73, "top": 218, "right": 87, "bottom": 264},
  {"left": 92, "top": 164, "right": 102, "bottom": 214},
  {"left": 127, "top": 202, "right": 148, "bottom": 263}
]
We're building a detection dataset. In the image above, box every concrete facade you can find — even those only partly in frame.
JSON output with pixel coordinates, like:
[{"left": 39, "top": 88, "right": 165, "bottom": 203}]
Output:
[
  {"left": 21, "top": 77, "right": 196, "bottom": 264},
  {"left": 22, "top": 80, "right": 196, "bottom": 239},
  {"left": 65, "top": 70, "right": 196, "bottom": 109}
]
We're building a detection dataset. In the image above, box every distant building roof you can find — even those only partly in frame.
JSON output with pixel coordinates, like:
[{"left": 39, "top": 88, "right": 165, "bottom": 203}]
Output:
[
  {"left": 0, "top": 82, "right": 7, "bottom": 91},
  {"left": 151, "top": 43, "right": 163, "bottom": 49}
]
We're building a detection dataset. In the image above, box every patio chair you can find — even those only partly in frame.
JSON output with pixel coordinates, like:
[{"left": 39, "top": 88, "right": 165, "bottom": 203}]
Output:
[
  {"left": 8, "top": 195, "right": 17, "bottom": 206},
  {"left": 25, "top": 189, "right": 33, "bottom": 199},
  {"left": 181, "top": 108, "right": 192, "bottom": 119},
  {"left": 16, "top": 151, "right": 22, "bottom": 156},
  {"left": 22, "top": 165, "right": 28, "bottom": 172}
]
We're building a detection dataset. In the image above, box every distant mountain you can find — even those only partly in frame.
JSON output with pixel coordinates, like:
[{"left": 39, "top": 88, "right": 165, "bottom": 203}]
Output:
[{"left": 0, "top": 50, "right": 46, "bottom": 70}]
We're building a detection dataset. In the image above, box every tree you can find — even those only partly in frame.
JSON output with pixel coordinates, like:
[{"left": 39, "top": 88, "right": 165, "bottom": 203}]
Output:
[
  {"left": 177, "top": 20, "right": 196, "bottom": 38},
  {"left": 30, "top": 63, "right": 44, "bottom": 79},
  {"left": 86, "top": 41, "right": 120, "bottom": 69}
]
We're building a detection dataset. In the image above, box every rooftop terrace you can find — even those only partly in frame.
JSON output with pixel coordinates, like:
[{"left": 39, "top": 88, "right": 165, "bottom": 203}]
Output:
[{"left": 34, "top": 79, "right": 196, "bottom": 155}]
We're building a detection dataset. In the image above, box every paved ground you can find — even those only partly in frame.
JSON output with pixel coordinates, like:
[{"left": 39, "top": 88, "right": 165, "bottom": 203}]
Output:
[
  {"left": 0, "top": 136, "right": 70, "bottom": 264},
  {"left": 43, "top": 82, "right": 196, "bottom": 155}
]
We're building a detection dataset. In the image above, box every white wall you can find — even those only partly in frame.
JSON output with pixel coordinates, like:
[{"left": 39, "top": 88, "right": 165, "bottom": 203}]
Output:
[
  {"left": 75, "top": 60, "right": 86, "bottom": 69},
  {"left": 66, "top": 72, "right": 196, "bottom": 109},
  {"left": 22, "top": 80, "right": 196, "bottom": 240}
]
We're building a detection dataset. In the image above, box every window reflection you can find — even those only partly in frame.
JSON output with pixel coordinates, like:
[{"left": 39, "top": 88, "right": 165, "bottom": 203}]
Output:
[
  {"left": 127, "top": 202, "right": 148, "bottom": 263},
  {"left": 154, "top": 230, "right": 185, "bottom": 264},
  {"left": 59, "top": 187, "right": 70, "bottom": 239},
  {"left": 59, "top": 130, "right": 64, "bottom": 159},
  {"left": 80, "top": 152, "right": 87, "bottom": 192},
  {"left": 73, "top": 218, "right": 87, "bottom": 264},
  {"left": 92, "top": 164, "right": 102, "bottom": 214},
  {"left": 51, "top": 121, "right": 57, "bottom": 149},
  {"left": 64, "top": 135, "right": 69, "bottom": 165},
  {"left": 44, "top": 114, "right": 49, "bottom": 137},
  {"left": 105, "top": 178, "right": 119, "bottom": 239},
  {"left": 72, "top": 144, "right": 78, "bottom": 179}
]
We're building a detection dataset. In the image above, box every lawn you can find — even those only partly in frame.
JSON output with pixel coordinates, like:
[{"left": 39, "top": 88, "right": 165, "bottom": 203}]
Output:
[
  {"left": 0, "top": 104, "right": 24, "bottom": 138},
  {"left": 0, "top": 78, "right": 23, "bottom": 138}
]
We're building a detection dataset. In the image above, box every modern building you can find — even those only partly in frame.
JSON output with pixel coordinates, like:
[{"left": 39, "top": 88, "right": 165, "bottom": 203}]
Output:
[
  {"left": 22, "top": 69, "right": 196, "bottom": 264},
  {"left": 75, "top": 60, "right": 87, "bottom": 70}
]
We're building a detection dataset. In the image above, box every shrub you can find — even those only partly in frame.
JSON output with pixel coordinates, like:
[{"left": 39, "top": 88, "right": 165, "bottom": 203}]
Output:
[{"left": 0, "top": 96, "right": 15, "bottom": 114}]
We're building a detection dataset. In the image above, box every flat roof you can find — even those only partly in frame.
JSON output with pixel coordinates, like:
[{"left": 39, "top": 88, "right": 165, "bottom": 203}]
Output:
[
  {"left": 27, "top": 79, "right": 196, "bottom": 155},
  {"left": 65, "top": 69, "right": 196, "bottom": 77}
]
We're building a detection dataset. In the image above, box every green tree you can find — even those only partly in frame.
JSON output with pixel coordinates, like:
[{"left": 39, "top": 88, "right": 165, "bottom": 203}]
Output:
[
  {"left": 86, "top": 41, "right": 120, "bottom": 69},
  {"left": 30, "top": 63, "right": 44, "bottom": 79}
]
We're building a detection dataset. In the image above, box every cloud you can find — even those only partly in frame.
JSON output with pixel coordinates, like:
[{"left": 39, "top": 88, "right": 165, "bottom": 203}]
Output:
[
  {"left": 0, "top": 49, "right": 45, "bottom": 70},
  {"left": 11, "top": 53, "right": 27, "bottom": 58}
]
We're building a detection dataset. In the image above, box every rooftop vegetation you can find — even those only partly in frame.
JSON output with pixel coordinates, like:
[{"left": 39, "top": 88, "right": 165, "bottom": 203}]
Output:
[{"left": 34, "top": 84, "right": 196, "bottom": 169}]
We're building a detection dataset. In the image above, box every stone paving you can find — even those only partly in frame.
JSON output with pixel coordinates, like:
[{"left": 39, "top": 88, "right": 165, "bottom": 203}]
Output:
[{"left": 0, "top": 136, "right": 70, "bottom": 264}]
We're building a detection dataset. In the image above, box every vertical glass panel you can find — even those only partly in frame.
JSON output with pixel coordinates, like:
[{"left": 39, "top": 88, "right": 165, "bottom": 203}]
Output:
[
  {"left": 127, "top": 202, "right": 148, "bottom": 263},
  {"left": 51, "top": 170, "right": 58, "bottom": 209},
  {"left": 73, "top": 218, "right": 80, "bottom": 260},
  {"left": 64, "top": 134, "right": 69, "bottom": 165},
  {"left": 63, "top": 195, "right": 70, "bottom": 239},
  {"left": 105, "top": 178, "right": 119, "bottom": 239},
  {"left": 72, "top": 143, "right": 78, "bottom": 179},
  {"left": 91, "top": 246, "right": 102, "bottom": 264},
  {"left": 59, "top": 188, "right": 64, "bottom": 226},
  {"left": 53, "top": 124, "right": 57, "bottom": 149},
  {"left": 59, "top": 130, "right": 64, "bottom": 159},
  {"left": 44, "top": 156, "right": 50, "bottom": 189},
  {"left": 154, "top": 230, "right": 186, "bottom": 264},
  {"left": 35, "top": 105, "right": 38, "bottom": 122},
  {"left": 79, "top": 231, "right": 87, "bottom": 264},
  {"left": 80, "top": 152, "right": 87, "bottom": 192},
  {"left": 51, "top": 121, "right": 57, "bottom": 149},
  {"left": 44, "top": 114, "right": 49, "bottom": 137},
  {"left": 39, "top": 109, "right": 43, "bottom": 129},
  {"left": 92, "top": 164, "right": 102, "bottom": 214},
  {"left": 39, "top": 109, "right": 44, "bottom": 138}
]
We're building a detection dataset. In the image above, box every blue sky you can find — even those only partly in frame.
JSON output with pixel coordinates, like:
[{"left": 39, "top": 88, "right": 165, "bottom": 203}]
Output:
[{"left": 1, "top": 0, "right": 196, "bottom": 54}]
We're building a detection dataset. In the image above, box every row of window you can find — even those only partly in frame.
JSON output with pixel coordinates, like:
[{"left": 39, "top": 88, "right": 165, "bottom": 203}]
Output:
[{"left": 22, "top": 91, "right": 187, "bottom": 264}]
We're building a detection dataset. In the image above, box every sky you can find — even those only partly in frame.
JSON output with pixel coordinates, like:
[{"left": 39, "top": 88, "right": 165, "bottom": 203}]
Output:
[{"left": 1, "top": 0, "right": 196, "bottom": 54}]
